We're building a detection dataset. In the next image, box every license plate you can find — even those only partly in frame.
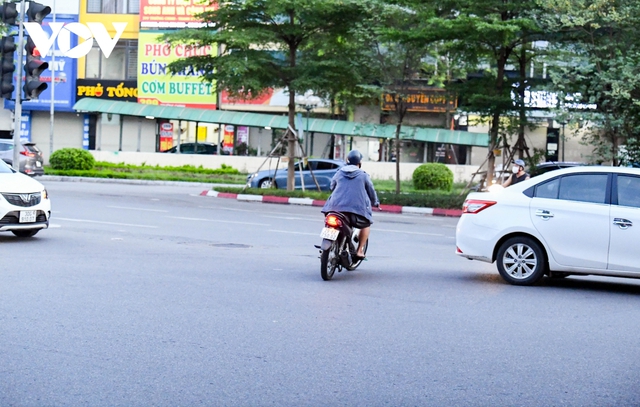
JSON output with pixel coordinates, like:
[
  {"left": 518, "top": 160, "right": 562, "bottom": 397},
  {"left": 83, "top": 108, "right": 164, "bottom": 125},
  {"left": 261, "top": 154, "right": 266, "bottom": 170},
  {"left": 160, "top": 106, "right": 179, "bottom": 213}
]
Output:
[
  {"left": 19, "top": 210, "right": 37, "bottom": 223},
  {"left": 320, "top": 227, "right": 340, "bottom": 240},
  {"left": 36, "top": 161, "right": 42, "bottom": 167}
]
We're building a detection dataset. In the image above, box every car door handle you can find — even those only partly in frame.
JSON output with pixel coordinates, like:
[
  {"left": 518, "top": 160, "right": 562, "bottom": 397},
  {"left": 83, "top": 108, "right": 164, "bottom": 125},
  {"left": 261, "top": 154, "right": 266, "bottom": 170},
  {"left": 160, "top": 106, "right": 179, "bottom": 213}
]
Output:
[
  {"left": 535, "top": 209, "right": 554, "bottom": 220},
  {"left": 613, "top": 218, "right": 633, "bottom": 229}
]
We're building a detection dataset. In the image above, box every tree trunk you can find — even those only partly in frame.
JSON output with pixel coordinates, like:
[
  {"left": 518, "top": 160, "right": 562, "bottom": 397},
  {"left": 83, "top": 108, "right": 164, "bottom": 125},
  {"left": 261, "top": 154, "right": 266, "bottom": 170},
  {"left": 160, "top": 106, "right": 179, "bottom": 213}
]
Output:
[
  {"left": 517, "top": 44, "right": 527, "bottom": 159},
  {"left": 395, "top": 122, "right": 402, "bottom": 194},
  {"left": 487, "top": 47, "right": 508, "bottom": 187},
  {"left": 286, "top": 10, "right": 296, "bottom": 191},
  {"left": 287, "top": 87, "right": 296, "bottom": 191}
]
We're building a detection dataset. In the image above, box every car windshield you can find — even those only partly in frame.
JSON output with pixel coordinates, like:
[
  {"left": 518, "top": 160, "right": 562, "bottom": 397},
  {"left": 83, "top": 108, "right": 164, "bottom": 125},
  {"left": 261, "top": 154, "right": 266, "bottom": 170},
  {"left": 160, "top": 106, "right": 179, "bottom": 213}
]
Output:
[
  {"left": 24, "top": 143, "right": 40, "bottom": 153},
  {"left": 0, "top": 159, "right": 14, "bottom": 173}
]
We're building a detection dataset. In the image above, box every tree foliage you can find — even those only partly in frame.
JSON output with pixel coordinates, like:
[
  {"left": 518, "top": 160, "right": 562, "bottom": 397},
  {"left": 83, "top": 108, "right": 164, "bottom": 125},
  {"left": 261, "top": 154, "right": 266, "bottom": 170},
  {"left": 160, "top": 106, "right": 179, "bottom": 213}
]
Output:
[
  {"left": 540, "top": 0, "right": 640, "bottom": 165},
  {"left": 163, "top": 0, "right": 377, "bottom": 189}
]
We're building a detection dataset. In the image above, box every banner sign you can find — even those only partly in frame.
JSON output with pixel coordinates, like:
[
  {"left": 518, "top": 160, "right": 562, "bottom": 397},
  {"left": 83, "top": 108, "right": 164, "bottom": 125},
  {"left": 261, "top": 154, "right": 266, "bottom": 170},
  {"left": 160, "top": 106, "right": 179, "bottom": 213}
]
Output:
[
  {"left": 222, "top": 125, "right": 234, "bottom": 154},
  {"left": 4, "top": 14, "right": 78, "bottom": 112},
  {"left": 159, "top": 122, "right": 174, "bottom": 151},
  {"left": 236, "top": 126, "right": 249, "bottom": 145},
  {"left": 382, "top": 88, "right": 456, "bottom": 113},
  {"left": 82, "top": 115, "right": 90, "bottom": 150},
  {"left": 140, "top": 0, "right": 217, "bottom": 28},
  {"left": 77, "top": 79, "right": 137, "bottom": 102},
  {"left": 137, "top": 32, "right": 217, "bottom": 109},
  {"left": 20, "top": 112, "right": 31, "bottom": 143}
]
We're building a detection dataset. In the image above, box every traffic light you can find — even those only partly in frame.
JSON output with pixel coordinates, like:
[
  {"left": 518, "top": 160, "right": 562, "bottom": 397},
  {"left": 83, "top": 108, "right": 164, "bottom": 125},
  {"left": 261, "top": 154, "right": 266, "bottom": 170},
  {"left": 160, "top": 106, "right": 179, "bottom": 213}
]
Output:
[
  {"left": 0, "top": 2, "right": 18, "bottom": 26},
  {"left": 0, "top": 37, "right": 16, "bottom": 99},
  {"left": 22, "top": 2, "right": 51, "bottom": 100},
  {"left": 23, "top": 37, "right": 48, "bottom": 99},
  {"left": 26, "top": 2, "right": 51, "bottom": 24}
]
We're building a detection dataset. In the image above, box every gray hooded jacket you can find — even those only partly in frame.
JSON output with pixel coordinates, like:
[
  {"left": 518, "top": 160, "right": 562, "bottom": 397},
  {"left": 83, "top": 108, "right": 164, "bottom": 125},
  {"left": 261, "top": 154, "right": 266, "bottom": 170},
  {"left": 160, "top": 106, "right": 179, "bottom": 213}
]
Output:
[{"left": 321, "top": 165, "right": 379, "bottom": 223}]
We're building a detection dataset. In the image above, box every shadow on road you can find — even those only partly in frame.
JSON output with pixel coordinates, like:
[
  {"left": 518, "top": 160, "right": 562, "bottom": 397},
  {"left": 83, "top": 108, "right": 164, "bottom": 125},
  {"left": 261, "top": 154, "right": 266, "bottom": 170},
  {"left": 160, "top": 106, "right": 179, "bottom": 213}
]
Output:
[{"left": 462, "top": 271, "right": 640, "bottom": 295}]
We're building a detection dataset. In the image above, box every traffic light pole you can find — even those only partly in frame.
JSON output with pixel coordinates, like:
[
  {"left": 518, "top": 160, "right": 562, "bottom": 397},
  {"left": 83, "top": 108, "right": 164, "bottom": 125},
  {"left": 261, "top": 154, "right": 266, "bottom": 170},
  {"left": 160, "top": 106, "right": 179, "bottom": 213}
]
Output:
[{"left": 12, "top": 0, "right": 26, "bottom": 169}]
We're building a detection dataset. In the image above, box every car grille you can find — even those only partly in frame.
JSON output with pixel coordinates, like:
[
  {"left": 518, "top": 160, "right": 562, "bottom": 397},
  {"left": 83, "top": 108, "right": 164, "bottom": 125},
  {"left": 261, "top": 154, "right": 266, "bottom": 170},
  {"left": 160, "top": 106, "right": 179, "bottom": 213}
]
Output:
[
  {"left": 1, "top": 192, "right": 41, "bottom": 207},
  {"left": 0, "top": 211, "right": 47, "bottom": 224}
]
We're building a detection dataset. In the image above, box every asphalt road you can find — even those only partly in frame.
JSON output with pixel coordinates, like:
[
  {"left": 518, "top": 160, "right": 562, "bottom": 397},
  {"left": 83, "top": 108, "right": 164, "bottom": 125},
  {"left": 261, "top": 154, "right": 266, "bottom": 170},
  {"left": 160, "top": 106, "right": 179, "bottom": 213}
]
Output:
[{"left": 2, "top": 180, "right": 640, "bottom": 406}]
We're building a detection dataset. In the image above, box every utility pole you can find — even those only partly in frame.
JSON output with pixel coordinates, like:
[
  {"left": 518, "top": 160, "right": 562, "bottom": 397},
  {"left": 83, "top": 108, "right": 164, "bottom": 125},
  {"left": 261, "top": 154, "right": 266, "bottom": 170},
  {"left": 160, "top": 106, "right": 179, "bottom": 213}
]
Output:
[{"left": 12, "top": 0, "right": 27, "bottom": 169}]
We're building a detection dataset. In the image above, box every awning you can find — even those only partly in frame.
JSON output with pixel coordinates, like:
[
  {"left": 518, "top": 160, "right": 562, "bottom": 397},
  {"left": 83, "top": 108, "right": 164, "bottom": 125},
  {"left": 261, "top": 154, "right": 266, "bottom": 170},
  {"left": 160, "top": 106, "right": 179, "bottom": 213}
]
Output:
[{"left": 73, "top": 98, "right": 489, "bottom": 147}]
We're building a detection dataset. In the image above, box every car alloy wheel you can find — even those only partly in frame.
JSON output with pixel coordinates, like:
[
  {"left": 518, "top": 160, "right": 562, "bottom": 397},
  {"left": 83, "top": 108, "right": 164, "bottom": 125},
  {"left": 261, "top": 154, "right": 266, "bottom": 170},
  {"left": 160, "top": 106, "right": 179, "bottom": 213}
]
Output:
[
  {"left": 496, "top": 236, "right": 546, "bottom": 286},
  {"left": 259, "top": 179, "right": 273, "bottom": 189}
]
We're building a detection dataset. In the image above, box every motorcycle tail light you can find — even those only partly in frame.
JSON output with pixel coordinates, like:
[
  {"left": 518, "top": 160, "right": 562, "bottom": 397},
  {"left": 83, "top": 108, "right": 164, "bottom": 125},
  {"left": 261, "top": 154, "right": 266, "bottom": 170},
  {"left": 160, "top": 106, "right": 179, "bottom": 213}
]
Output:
[{"left": 326, "top": 215, "right": 342, "bottom": 227}]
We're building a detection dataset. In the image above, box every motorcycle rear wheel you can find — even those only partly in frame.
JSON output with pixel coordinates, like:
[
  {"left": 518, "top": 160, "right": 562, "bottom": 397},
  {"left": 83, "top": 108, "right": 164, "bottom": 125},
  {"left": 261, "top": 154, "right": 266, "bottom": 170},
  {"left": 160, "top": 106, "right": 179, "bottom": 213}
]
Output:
[{"left": 320, "top": 241, "right": 340, "bottom": 281}]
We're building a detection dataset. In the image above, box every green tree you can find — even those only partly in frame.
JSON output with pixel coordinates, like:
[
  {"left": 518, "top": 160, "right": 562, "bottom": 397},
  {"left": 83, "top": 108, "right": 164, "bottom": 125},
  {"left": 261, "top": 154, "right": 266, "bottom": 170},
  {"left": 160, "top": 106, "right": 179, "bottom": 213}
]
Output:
[
  {"left": 410, "top": 0, "right": 545, "bottom": 185},
  {"left": 359, "top": 3, "right": 438, "bottom": 194},
  {"left": 163, "top": 0, "right": 376, "bottom": 190},
  {"left": 540, "top": 0, "right": 640, "bottom": 165}
]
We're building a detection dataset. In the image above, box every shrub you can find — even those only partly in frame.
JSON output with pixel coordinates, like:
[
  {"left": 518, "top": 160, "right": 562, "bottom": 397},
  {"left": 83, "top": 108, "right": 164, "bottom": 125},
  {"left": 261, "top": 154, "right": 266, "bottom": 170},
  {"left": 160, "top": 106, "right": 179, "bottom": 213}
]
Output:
[
  {"left": 49, "top": 148, "right": 95, "bottom": 170},
  {"left": 412, "top": 163, "right": 453, "bottom": 191}
]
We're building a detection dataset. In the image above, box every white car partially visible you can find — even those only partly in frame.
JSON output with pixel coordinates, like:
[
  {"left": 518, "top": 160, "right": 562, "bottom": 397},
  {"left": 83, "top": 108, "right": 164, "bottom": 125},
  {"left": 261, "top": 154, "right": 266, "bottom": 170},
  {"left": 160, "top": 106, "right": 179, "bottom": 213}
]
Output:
[
  {"left": 0, "top": 159, "right": 50, "bottom": 237},
  {"left": 456, "top": 166, "right": 640, "bottom": 285}
]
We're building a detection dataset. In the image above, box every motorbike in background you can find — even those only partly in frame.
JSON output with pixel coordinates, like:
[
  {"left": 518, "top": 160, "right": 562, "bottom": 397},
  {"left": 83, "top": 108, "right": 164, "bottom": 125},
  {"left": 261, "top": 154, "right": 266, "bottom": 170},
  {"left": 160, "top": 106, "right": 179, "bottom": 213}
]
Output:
[{"left": 316, "top": 212, "right": 368, "bottom": 281}]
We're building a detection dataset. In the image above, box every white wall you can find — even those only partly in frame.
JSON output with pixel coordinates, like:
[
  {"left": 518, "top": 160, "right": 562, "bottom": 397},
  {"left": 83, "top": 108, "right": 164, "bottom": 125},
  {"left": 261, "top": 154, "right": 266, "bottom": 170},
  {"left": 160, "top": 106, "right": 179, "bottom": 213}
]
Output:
[{"left": 89, "top": 150, "right": 478, "bottom": 183}]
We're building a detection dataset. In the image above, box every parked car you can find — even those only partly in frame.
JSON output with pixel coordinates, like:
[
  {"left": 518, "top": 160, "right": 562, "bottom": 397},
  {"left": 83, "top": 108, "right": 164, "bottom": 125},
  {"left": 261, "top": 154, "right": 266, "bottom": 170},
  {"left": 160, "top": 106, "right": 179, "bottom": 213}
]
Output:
[
  {"left": 0, "top": 140, "right": 44, "bottom": 176},
  {"left": 246, "top": 159, "right": 345, "bottom": 191},
  {"left": 0, "top": 159, "right": 51, "bottom": 237},
  {"left": 162, "top": 142, "right": 228, "bottom": 155},
  {"left": 456, "top": 166, "right": 640, "bottom": 285},
  {"left": 532, "top": 161, "right": 585, "bottom": 177}
]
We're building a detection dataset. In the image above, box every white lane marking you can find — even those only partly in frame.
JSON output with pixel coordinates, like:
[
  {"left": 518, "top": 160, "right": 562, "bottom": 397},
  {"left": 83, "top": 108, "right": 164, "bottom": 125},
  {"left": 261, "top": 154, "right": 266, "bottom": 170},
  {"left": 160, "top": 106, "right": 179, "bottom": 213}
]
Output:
[
  {"left": 150, "top": 199, "right": 160, "bottom": 201},
  {"left": 269, "top": 230, "right": 318, "bottom": 236},
  {"left": 49, "top": 224, "right": 61, "bottom": 228},
  {"left": 107, "top": 206, "right": 169, "bottom": 213},
  {"left": 167, "top": 216, "right": 270, "bottom": 226},
  {"left": 55, "top": 217, "right": 159, "bottom": 229},
  {"left": 111, "top": 238, "right": 123, "bottom": 241},
  {"left": 261, "top": 215, "right": 317, "bottom": 222},
  {"left": 376, "top": 228, "right": 444, "bottom": 237}
]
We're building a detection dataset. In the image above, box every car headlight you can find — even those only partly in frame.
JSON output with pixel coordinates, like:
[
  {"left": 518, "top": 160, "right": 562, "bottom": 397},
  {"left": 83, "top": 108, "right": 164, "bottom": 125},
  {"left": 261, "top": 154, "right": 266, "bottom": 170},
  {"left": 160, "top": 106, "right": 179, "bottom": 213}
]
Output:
[{"left": 247, "top": 173, "right": 257, "bottom": 182}]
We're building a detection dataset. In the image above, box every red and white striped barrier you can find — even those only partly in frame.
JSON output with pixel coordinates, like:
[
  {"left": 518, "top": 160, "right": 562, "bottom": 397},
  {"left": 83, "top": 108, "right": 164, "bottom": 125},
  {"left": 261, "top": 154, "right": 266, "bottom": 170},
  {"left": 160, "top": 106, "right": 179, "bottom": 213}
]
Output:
[{"left": 200, "top": 190, "right": 462, "bottom": 217}]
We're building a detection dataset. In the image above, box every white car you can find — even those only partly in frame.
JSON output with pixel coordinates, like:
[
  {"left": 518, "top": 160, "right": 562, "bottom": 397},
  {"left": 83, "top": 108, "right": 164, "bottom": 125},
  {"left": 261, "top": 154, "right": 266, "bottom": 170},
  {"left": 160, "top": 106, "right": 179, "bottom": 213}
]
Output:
[
  {"left": 0, "top": 159, "right": 51, "bottom": 237},
  {"left": 456, "top": 166, "right": 640, "bottom": 285}
]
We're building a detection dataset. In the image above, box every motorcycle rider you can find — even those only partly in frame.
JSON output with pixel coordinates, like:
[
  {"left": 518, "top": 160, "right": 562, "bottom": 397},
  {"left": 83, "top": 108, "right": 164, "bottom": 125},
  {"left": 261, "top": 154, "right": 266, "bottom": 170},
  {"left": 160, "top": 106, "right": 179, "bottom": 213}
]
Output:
[
  {"left": 322, "top": 149, "right": 380, "bottom": 260},
  {"left": 502, "top": 159, "right": 530, "bottom": 187}
]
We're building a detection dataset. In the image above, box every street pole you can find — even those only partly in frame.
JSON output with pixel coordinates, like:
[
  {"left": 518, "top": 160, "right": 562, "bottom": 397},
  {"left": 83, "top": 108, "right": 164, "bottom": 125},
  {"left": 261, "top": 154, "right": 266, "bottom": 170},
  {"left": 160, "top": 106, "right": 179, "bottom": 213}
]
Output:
[
  {"left": 561, "top": 122, "right": 565, "bottom": 162},
  {"left": 49, "top": 0, "right": 56, "bottom": 157},
  {"left": 12, "top": 0, "right": 26, "bottom": 170},
  {"left": 305, "top": 107, "right": 310, "bottom": 155}
]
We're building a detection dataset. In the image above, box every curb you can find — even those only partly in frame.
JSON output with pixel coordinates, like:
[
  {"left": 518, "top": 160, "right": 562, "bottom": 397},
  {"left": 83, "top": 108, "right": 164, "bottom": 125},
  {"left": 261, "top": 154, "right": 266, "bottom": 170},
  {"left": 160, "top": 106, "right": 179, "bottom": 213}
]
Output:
[{"left": 201, "top": 190, "right": 462, "bottom": 217}]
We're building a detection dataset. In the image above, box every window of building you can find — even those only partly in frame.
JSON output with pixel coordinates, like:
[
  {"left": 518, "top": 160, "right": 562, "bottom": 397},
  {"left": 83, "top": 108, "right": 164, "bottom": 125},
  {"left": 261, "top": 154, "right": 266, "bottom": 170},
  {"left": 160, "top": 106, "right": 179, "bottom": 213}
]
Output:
[
  {"left": 87, "top": 0, "right": 139, "bottom": 14},
  {"left": 85, "top": 40, "right": 138, "bottom": 80}
]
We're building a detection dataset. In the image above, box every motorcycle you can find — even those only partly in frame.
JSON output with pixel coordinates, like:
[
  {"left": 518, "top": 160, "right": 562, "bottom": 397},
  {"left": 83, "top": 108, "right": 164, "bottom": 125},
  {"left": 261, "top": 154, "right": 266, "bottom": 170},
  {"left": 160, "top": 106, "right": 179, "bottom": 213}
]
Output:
[{"left": 316, "top": 212, "right": 368, "bottom": 281}]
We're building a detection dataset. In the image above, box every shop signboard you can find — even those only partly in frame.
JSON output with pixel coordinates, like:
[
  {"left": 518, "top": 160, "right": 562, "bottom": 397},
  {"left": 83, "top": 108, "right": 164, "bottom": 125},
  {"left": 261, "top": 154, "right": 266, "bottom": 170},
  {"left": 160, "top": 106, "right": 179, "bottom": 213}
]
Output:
[
  {"left": 4, "top": 14, "right": 78, "bottom": 112},
  {"left": 140, "top": 0, "right": 217, "bottom": 28},
  {"left": 77, "top": 79, "right": 137, "bottom": 102},
  {"left": 381, "top": 88, "right": 456, "bottom": 113},
  {"left": 137, "top": 32, "right": 217, "bottom": 109}
]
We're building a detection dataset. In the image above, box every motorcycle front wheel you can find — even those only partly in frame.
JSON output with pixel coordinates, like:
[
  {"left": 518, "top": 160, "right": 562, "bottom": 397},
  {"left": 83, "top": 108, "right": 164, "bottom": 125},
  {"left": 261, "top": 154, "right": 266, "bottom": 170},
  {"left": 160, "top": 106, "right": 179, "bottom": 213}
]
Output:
[{"left": 320, "top": 240, "right": 340, "bottom": 281}]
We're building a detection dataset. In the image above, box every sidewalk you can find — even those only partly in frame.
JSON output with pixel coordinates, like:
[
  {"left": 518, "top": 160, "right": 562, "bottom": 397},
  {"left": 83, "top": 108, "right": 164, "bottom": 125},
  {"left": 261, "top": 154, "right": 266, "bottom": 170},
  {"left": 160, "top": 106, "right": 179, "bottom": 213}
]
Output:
[{"left": 200, "top": 189, "right": 463, "bottom": 217}]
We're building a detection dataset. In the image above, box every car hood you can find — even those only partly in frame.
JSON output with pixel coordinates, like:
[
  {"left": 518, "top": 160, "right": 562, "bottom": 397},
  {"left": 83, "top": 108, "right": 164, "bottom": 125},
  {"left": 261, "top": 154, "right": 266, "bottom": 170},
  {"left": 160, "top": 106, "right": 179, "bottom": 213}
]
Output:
[{"left": 0, "top": 173, "right": 45, "bottom": 193}]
